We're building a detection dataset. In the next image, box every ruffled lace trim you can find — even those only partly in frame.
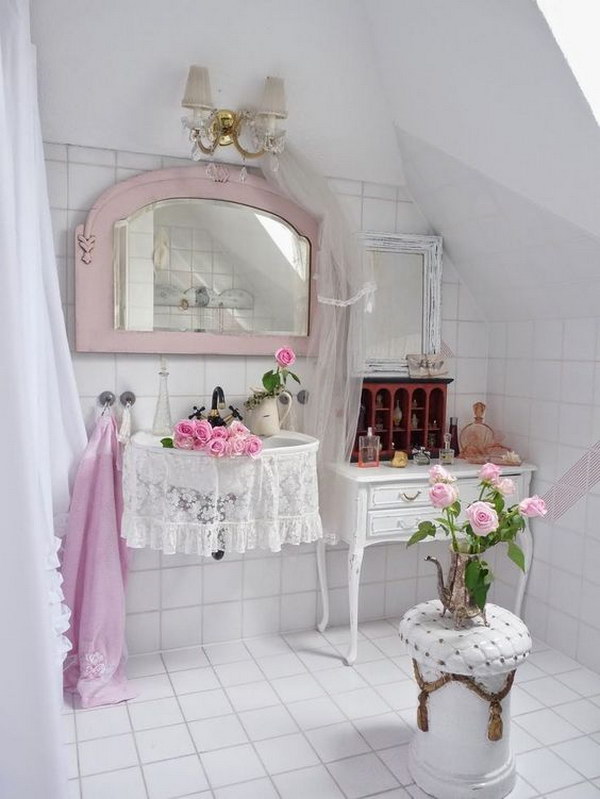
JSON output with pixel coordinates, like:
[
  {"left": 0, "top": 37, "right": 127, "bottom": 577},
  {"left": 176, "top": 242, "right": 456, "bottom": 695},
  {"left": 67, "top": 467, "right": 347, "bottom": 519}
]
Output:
[
  {"left": 123, "top": 513, "right": 333, "bottom": 556},
  {"left": 48, "top": 534, "right": 72, "bottom": 664}
]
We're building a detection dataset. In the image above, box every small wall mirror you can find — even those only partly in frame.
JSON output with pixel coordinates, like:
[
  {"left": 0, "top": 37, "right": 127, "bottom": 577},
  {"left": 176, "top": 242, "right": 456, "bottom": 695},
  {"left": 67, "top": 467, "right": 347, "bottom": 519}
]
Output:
[
  {"left": 362, "top": 233, "right": 443, "bottom": 374},
  {"left": 75, "top": 166, "right": 318, "bottom": 355}
]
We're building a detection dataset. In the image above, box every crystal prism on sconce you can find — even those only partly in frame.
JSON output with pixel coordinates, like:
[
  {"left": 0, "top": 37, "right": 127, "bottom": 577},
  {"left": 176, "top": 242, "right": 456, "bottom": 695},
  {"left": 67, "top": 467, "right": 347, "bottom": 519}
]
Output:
[{"left": 181, "top": 66, "right": 287, "bottom": 170}]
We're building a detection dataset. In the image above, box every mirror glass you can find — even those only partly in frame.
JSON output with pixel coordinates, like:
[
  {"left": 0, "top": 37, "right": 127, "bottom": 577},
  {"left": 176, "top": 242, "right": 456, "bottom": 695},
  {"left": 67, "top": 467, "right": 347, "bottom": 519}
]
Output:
[
  {"left": 115, "top": 199, "right": 310, "bottom": 336},
  {"left": 365, "top": 250, "right": 424, "bottom": 362}
]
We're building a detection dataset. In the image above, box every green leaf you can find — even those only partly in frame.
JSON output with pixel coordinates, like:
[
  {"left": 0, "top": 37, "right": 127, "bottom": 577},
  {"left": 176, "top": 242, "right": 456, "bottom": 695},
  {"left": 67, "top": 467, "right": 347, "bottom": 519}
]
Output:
[
  {"left": 407, "top": 520, "right": 437, "bottom": 546},
  {"left": 448, "top": 500, "right": 461, "bottom": 516},
  {"left": 507, "top": 541, "right": 526, "bottom": 572},
  {"left": 419, "top": 520, "right": 437, "bottom": 536},
  {"left": 464, "top": 559, "right": 481, "bottom": 590},
  {"left": 289, "top": 371, "right": 301, "bottom": 384},
  {"left": 471, "top": 584, "right": 490, "bottom": 610},
  {"left": 492, "top": 494, "right": 505, "bottom": 515},
  {"left": 262, "top": 371, "right": 279, "bottom": 392},
  {"left": 160, "top": 437, "right": 174, "bottom": 448},
  {"left": 406, "top": 529, "right": 430, "bottom": 547}
]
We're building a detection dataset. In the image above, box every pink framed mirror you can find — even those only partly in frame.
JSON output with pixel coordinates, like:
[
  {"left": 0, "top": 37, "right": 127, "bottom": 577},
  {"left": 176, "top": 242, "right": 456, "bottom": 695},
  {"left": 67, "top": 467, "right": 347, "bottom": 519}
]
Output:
[{"left": 75, "top": 165, "right": 318, "bottom": 355}]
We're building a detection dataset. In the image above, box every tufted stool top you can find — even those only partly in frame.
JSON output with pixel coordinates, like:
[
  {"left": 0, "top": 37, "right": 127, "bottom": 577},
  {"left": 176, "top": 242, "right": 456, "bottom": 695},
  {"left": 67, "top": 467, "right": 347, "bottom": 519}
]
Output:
[{"left": 399, "top": 600, "right": 531, "bottom": 679}]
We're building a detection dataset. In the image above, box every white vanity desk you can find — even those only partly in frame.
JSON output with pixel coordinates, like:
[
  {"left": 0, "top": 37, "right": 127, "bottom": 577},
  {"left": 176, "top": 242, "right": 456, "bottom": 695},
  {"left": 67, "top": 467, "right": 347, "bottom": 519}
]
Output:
[{"left": 318, "top": 460, "right": 535, "bottom": 665}]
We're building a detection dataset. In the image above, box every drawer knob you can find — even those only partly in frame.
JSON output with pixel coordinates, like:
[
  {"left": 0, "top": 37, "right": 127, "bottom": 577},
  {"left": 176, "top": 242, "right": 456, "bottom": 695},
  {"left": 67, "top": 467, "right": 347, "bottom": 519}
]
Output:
[{"left": 400, "top": 490, "right": 421, "bottom": 502}]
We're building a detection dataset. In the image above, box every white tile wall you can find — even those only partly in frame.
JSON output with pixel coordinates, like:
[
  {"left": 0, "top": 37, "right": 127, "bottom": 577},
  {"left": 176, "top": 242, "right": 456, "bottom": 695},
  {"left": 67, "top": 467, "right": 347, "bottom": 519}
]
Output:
[
  {"left": 46, "top": 142, "right": 489, "bottom": 654},
  {"left": 487, "top": 315, "right": 600, "bottom": 673}
]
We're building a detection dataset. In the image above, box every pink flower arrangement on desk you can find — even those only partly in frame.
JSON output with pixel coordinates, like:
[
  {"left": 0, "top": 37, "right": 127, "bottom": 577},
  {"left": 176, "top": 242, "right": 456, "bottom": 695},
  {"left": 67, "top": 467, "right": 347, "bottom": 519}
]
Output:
[
  {"left": 160, "top": 419, "right": 263, "bottom": 458},
  {"left": 407, "top": 462, "right": 547, "bottom": 609}
]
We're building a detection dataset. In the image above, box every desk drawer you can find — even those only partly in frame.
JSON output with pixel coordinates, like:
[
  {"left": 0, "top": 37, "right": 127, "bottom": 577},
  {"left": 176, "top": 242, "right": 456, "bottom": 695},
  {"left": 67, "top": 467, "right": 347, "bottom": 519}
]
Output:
[
  {"left": 369, "top": 482, "right": 431, "bottom": 509},
  {"left": 367, "top": 508, "right": 437, "bottom": 539}
]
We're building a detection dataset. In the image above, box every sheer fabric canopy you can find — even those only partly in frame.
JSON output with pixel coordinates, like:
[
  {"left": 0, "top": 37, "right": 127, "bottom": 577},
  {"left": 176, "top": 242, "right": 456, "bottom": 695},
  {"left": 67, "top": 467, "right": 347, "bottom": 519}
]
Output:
[{"left": 262, "top": 146, "right": 374, "bottom": 470}]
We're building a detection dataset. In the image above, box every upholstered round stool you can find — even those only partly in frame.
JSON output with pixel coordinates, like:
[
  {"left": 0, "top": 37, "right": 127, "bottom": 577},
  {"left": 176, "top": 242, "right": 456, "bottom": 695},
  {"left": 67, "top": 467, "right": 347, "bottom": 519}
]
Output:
[{"left": 399, "top": 599, "right": 531, "bottom": 799}]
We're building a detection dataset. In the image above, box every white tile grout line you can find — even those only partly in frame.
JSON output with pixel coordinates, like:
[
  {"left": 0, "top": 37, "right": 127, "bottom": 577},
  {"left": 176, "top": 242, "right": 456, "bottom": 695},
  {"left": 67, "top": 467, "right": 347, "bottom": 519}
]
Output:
[
  {"left": 158, "top": 656, "right": 216, "bottom": 798},
  {"left": 124, "top": 702, "right": 151, "bottom": 798},
  {"left": 69, "top": 631, "right": 600, "bottom": 797},
  {"left": 160, "top": 642, "right": 282, "bottom": 798}
]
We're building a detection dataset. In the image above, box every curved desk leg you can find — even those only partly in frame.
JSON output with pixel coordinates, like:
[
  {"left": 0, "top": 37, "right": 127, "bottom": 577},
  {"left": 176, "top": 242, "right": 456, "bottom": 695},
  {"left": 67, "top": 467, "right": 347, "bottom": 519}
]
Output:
[
  {"left": 345, "top": 544, "right": 364, "bottom": 666},
  {"left": 514, "top": 524, "right": 533, "bottom": 617},
  {"left": 316, "top": 539, "right": 329, "bottom": 633}
]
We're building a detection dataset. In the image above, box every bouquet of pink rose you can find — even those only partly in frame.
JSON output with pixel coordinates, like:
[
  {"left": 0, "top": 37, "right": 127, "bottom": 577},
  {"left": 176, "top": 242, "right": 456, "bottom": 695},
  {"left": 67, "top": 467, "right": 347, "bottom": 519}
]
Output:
[
  {"left": 161, "top": 419, "right": 263, "bottom": 458},
  {"left": 407, "top": 462, "right": 547, "bottom": 609},
  {"left": 245, "top": 347, "right": 300, "bottom": 411}
]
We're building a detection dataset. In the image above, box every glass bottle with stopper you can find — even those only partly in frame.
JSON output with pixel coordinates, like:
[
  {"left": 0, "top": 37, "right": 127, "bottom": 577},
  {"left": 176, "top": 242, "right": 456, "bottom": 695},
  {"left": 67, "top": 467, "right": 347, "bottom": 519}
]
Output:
[
  {"left": 152, "top": 356, "right": 173, "bottom": 436},
  {"left": 439, "top": 432, "right": 455, "bottom": 465},
  {"left": 358, "top": 427, "right": 380, "bottom": 468}
]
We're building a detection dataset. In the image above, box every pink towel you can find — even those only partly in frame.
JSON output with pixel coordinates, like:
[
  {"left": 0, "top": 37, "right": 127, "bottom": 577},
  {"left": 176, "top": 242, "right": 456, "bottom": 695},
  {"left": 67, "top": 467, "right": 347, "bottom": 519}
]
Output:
[{"left": 62, "top": 413, "right": 136, "bottom": 707}]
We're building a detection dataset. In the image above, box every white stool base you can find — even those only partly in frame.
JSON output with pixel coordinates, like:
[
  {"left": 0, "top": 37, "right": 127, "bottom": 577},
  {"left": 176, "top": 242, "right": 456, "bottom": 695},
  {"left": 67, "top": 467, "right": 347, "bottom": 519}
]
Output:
[{"left": 409, "top": 741, "right": 516, "bottom": 799}]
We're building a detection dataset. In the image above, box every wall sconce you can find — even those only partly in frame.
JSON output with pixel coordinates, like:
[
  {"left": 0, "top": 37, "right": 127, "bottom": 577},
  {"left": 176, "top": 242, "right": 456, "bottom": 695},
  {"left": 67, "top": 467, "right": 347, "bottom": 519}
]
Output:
[{"left": 181, "top": 66, "right": 287, "bottom": 170}]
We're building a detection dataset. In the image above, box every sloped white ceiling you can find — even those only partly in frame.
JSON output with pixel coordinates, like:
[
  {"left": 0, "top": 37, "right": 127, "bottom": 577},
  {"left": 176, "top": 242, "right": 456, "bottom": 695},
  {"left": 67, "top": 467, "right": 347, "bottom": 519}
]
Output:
[
  {"left": 399, "top": 129, "right": 600, "bottom": 322},
  {"left": 364, "top": 0, "right": 600, "bottom": 240},
  {"left": 30, "top": 0, "right": 403, "bottom": 185}
]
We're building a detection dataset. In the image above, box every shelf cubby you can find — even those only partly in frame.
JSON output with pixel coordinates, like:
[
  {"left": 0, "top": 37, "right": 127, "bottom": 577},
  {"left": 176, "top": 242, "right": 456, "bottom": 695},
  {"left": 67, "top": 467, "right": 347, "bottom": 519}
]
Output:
[{"left": 353, "top": 377, "right": 453, "bottom": 461}]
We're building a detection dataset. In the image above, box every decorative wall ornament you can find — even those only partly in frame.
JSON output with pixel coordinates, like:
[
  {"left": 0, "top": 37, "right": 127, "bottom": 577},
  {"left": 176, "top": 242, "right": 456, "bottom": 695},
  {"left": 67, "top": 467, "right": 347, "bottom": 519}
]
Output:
[{"left": 77, "top": 233, "right": 96, "bottom": 264}]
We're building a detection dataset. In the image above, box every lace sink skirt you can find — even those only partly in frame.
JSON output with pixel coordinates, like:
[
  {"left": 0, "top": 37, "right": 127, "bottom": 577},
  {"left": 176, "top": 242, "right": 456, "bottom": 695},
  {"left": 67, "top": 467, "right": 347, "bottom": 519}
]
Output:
[{"left": 122, "top": 442, "right": 327, "bottom": 556}]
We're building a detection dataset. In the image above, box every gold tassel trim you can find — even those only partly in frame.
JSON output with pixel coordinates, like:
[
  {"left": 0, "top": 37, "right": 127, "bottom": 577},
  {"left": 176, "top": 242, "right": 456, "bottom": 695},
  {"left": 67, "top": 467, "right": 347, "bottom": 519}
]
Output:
[{"left": 412, "top": 660, "right": 515, "bottom": 742}]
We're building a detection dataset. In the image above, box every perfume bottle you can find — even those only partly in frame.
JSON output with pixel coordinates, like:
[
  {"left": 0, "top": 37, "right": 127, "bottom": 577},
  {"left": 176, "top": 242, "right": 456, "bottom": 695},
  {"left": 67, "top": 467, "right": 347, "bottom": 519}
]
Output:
[
  {"left": 439, "top": 433, "right": 455, "bottom": 465},
  {"left": 152, "top": 356, "right": 173, "bottom": 436},
  {"left": 358, "top": 427, "right": 380, "bottom": 468},
  {"left": 449, "top": 417, "right": 460, "bottom": 457}
]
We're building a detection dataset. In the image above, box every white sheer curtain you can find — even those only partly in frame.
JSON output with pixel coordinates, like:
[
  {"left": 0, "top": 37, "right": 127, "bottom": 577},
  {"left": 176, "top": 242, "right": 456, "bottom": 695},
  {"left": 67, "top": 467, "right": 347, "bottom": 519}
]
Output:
[
  {"left": 262, "top": 146, "right": 374, "bottom": 468},
  {"left": 0, "top": 2, "right": 86, "bottom": 796}
]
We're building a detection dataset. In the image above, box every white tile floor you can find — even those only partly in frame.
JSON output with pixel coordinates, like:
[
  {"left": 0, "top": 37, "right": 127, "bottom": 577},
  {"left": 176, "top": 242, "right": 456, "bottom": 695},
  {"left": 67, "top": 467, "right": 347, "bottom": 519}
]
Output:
[{"left": 63, "top": 621, "right": 600, "bottom": 799}]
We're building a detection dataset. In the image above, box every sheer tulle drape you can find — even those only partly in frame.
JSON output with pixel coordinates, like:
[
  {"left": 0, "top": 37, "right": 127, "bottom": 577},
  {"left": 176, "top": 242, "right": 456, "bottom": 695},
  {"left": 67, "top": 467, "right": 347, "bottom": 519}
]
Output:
[
  {"left": 0, "top": 1, "right": 86, "bottom": 796},
  {"left": 261, "top": 146, "right": 374, "bottom": 468}
]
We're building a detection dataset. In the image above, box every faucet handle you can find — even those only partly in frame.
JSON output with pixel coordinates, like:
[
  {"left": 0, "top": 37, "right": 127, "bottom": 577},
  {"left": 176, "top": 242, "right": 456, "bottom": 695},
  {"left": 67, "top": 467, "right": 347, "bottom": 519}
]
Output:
[
  {"left": 229, "top": 405, "right": 243, "bottom": 421},
  {"left": 188, "top": 405, "right": 206, "bottom": 420}
]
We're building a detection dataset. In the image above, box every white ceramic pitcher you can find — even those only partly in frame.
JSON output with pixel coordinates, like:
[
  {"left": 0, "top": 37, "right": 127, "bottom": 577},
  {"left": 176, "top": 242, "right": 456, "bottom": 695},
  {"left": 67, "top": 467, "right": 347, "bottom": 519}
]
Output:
[{"left": 249, "top": 391, "right": 292, "bottom": 437}]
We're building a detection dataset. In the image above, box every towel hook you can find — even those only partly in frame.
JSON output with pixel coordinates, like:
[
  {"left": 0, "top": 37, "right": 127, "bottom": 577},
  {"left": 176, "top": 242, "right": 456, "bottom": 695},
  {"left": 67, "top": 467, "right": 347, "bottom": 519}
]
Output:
[
  {"left": 98, "top": 391, "right": 116, "bottom": 414},
  {"left": 120, "top": 391, "right": 136, "bottom": 408}
]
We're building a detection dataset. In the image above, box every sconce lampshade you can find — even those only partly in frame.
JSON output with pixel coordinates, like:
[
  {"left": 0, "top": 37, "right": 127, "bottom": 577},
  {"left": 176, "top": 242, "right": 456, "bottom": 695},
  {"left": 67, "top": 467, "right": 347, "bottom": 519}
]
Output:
[
  {"left": 181, "top": 65, "right": 214, "bottom": 110},
  {"left": 259, "top": 76, "right": 287, "bottom": 118}
]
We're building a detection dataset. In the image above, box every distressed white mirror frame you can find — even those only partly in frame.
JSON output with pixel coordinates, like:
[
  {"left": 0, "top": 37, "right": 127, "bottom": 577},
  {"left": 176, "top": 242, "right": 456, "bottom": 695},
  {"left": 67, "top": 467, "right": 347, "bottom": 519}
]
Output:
[{"left": 362, "top": 232, "right": 443, "bottom": 374}]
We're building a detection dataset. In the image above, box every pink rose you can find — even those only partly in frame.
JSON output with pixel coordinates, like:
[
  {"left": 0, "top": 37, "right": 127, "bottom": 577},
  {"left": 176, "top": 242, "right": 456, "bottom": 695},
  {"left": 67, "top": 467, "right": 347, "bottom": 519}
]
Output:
[
  {"left": 206, "top": 437, "right": 227, "bottom": 457},
  {"left": 210, "top": 426, "right": 230, "bottom": 439},
  {"left": 192, "top": 438, "right": 206, "bottom": 451},
  {"left": 466, "top": 501, "right": 499, "bottom": 536},
  {"left": 429, "top": 482, "right": 458, "bottom": 509},
  {"left": 228, "top": 420, "right": 250, "bottom": 437},
  {"left": 479, "top": 463, "right": 502, "bottom": 483},
  {"left": 429, "top": 465, "right": 455, "bottom": 485},
  {"left": 244, "top": 435, "right": 263, "bottom": 458},
  {"left": 174, "top": 420, "right": 195, "bottom": 437},
  {"left": 173, "top": 432, "right": 195, "bottom": 450},
  {"left": 275, "top": 347, "right": 296, "bottom": 368},
  {"left": 229, "top": 435, "right": 247, "bottom": 456},
  {"left": 495, "top": 477, "right": 516, "bottom": 496},
  {"left": 519, "top": 495, "right": 547, "bottom": 518},
  {"left": 193, "top": 419, "right": 213, "bottom": 444}
]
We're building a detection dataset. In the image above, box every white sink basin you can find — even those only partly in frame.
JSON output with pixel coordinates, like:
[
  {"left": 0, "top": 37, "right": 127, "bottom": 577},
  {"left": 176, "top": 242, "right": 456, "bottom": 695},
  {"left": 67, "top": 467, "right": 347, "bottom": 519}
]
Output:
[
  {"left": 131, "top": 430, "right": 318, "bottom": 455},
  {"left": 260, "top": 431, "right": 319, "bottom": 454}
]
